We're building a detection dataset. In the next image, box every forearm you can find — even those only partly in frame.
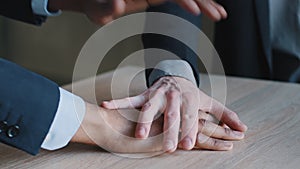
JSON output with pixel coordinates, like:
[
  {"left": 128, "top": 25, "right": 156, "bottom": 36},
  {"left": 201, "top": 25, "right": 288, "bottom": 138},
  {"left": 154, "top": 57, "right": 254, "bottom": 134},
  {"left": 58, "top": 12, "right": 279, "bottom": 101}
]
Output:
[
  {"left": 143, "top": 2, "right": 201, "bottom": 86},
  {"left": 0, "top": 59, "right": 59, "bottom": 155},
  {"left": 70, "top": 102, "right": 99, "bottom": 146}
]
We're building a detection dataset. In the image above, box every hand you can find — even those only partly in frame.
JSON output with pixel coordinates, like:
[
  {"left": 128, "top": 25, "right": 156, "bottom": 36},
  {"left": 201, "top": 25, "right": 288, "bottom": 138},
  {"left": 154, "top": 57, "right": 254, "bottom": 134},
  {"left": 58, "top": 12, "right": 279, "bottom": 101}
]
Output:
[
  {"left": 48, "top": 0, "right": 149, "bottom": 25},
  {"left": 145, "top": 0, "right": 227, "bottom": 21},
  {"left": 170, "top": 0, "right": 227, "bottom": 21},
  {"left": 102, "top": 76, "right": 248, "bottom": 153},
  {"left": 70, "top": 102, "right": 163, "bottom": 153},
  {"left": 48, "top": 0, "right": 226, "bottom": 25},
  {"left": 193, "top": 110, "right": 245, "bottom": 150},
  {"left": 71, "top": 102, "right": 246, "bottom": 153}
]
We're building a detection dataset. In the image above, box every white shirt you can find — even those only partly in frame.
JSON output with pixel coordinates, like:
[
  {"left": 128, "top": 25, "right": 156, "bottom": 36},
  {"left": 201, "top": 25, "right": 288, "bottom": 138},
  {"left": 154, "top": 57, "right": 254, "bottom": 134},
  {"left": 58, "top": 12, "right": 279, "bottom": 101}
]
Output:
[
  {"left": 31, "top": 0, "right": 61, "bottom": 16},
  {"left": 30, "top": 0, "right": 86, "bottom": 151},
  {"left": 41, "top": 88, "right": 85, "bottom": 150}
]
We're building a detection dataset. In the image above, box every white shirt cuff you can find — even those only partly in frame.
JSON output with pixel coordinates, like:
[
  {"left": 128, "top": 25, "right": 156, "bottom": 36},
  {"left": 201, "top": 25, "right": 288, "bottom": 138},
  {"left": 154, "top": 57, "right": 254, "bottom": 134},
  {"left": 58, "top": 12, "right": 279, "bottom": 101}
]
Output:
[
  {"left": 31, "top": 0, "right": 61, "bottom": 16},
  {"left": 41, "top": 88, "right": 86, "bottom": 150}
]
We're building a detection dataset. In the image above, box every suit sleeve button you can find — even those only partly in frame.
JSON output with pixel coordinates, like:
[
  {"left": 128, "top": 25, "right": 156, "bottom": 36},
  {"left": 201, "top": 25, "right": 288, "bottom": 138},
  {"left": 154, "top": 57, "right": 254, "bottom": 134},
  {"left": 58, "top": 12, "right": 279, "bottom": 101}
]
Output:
[
  {"left": 7, "top": 125, "right": 20, "bottom": 138},
  {"left": 0, "top": 121, "right": 8, "bottom": 133}
]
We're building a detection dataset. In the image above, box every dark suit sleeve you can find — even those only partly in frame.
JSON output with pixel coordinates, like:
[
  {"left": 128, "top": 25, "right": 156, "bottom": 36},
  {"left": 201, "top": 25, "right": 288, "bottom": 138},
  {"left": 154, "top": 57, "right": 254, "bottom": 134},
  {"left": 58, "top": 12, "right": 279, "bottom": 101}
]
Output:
[
  {"left": 143, "top": 2, "right": 201, "bottom": 87},
  {"left": 0, "top": 58, "right": 59, "bottom": 155},
  {"left": 214, "top": 0, "right": 271, "bottom": 79},
  {"left": 0, "top": 0, "right": 46, "bottom": 25}
]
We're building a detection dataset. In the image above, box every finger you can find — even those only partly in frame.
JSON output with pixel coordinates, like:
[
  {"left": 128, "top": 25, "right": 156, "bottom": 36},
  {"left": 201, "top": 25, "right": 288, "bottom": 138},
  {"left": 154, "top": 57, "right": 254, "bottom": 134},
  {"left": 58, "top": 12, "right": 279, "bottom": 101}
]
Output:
[
  {"left": 174, "top": 0, "right": 201, "bottom": 15},
  {"left": 196, "top": 133, "right": 233, "bottom": 151},
  {"left": 210, "top": 1, "right": 227, "bottom": 19},
  {"left": 179, "top": 97, "right": 198, "bottom": 150},
  {"left": 123, "top": 0, "right": 148, "bottom": 13},
  {"left": 135, "top": 90, "right": 165, "bottom": 139},
  {"left": 221, "top": 108, "right": 248, "bottom": 132},
  {"left": 199, "top": 94, "right": 248, "bottom": 132},
  {"left": 112, "top": 0, "right": 126, "bottom": 17},
  {"left": 163, "top": 90, "right": 181, "bottom": 153},
  {"left": 101, "top": 94, "right": 146, "bottom": 109},
  {"left": 198, "top": 110, "right": 218, "bottom": 123},
  {"left": 196, "top": 0, "right": 221, "bottom": 21},
  {"left": 198, "top": 119, "right": 244, "bottom": 140}
]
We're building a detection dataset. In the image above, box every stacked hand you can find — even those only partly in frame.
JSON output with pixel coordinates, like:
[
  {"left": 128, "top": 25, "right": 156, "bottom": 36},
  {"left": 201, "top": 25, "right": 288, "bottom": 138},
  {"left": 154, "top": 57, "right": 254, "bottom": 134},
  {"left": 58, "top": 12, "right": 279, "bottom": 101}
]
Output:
[
  {"left": 48, "top": 0, "right": 227, "bottom": 25},
  {"left": 100, "top": 76, "right": 247, "bottom": 153},
  {"left": 71, "top": 101, "right": 246, "bottom": 153},
  {"left": 49, "top": 0, "right": 244, "bottom": 153}
]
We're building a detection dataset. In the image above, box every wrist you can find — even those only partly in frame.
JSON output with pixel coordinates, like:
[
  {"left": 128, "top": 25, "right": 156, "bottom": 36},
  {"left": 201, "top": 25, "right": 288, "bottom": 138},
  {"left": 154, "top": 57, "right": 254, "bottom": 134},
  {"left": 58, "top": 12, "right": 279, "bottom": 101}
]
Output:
[{"left": 70, "top": 102, "right": 106, "bottom": 146}]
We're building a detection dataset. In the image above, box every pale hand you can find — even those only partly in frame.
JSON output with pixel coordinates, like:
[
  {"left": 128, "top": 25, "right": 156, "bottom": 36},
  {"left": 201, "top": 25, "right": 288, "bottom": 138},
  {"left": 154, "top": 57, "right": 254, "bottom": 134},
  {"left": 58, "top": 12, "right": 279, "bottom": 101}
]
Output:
[
  {"left": 139, "top": 0, "right": 228, "bottom": 21},
  {"left": 48, "top": 0, "right": 227, "bottom": 25},
  {"left": 102, "top": 76, "right": 247, "bottom": 153},
  {"left": 71, "top": 102, "right": 246, "bottom": 153}
]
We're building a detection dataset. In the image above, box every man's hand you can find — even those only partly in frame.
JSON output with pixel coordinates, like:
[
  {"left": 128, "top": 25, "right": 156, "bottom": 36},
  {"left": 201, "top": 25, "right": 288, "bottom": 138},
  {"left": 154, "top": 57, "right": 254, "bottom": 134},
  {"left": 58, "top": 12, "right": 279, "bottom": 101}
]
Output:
[
  {"left": 102, "top": 76, "right": 247, "bottom": 153},
  {"left": 171, "top": 0, "right": 227, "bottom": 21},
  {"left": 48, "top": 0, "right": 227, "bottom": 25},
  {"left": 48, "top": 0, "right": 149, "bottom": 25},
  {"left": 71, "top": 102, "right": 246, "bottom": 153}
]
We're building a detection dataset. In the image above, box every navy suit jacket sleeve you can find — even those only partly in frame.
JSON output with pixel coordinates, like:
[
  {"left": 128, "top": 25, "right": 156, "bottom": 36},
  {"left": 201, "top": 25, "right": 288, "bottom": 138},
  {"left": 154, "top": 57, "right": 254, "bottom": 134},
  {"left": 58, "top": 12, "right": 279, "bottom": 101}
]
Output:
[
  {"left": 143, "top": 2, "right": 201, "bottom": 87},
  {"left": 0, "top": 0, "right": 46, "bottom": 25},
  {"left": 0, "top": 58, "right": 59, "bottom": 155}
]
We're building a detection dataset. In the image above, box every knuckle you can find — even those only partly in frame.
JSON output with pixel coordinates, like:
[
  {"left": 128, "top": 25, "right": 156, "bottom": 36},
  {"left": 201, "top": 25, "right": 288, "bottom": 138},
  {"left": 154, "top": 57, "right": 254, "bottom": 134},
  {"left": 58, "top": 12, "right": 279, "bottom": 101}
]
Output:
[
  {"left": 224, "top": 127, "right": 231, "bottom": 135},
  {"left": 169, "top": 82, "right": 177, "bottom": 87},
  {"left": 198, "top": 119, "right": 206, "bottom": 126},
  {"left": 156, "top": 87, "right": 166, "bottom": 95},
  {"left": 170, "top": 85, "right": 181, "bottom": 92},
  {"left": 141, "top": 102, "right": 152, "bottom": 112},
  {"left": 160, "top": 82, "right": 169, "bottom": 87},
  {"left": 161, "top": 77, "right": 171, "bottom": 82},
  {"left": 212, "top": 139, "right": 221, "bottom": 147},
  {"left": 167, "top": 90, "right": 180, "bottom": 99},
  {"left": 166, "top": 111, "right": 179, "bottom": 121},
  {"left": 183, "top": 113, "right": 197, "bottom": 121}
]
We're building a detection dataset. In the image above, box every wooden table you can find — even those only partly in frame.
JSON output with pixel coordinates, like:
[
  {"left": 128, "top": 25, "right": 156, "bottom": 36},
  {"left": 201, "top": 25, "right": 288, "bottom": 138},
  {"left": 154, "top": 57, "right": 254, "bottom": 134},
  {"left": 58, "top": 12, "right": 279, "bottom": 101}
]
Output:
[{"left": 1, "top": 66, "right": 300, "bottom": 169}]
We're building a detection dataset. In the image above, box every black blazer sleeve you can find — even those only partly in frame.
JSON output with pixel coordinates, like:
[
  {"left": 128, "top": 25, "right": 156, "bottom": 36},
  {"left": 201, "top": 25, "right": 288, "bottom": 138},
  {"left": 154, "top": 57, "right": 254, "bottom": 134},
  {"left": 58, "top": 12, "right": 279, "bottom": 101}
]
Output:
[
  {"left": 143, "top": 2, "right": 201, "bottom": 87},
  {"left": 0, "top": 58, "right": 59, "bottom": 155},
  {"left": 0, "top": 0, "right": 46, "bottom": 25}
]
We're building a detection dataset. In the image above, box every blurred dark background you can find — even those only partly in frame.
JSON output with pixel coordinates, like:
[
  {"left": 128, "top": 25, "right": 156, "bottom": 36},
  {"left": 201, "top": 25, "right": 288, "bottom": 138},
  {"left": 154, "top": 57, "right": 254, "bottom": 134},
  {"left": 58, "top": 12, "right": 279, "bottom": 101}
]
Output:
[{"left": 0, "top": 11, "right": 215, "bottom": 85}]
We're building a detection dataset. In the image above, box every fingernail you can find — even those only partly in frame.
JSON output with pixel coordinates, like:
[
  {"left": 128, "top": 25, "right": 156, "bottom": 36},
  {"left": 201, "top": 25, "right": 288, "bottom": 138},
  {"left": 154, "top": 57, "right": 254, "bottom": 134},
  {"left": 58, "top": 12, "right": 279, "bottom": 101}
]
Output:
[
  {"left": 224, "top": 142, "right": 233, "bottom": 148},
  {"left": 239, "top": 121, "right": 248, "bottom": 131},
  {"left": 138, "top": 127, "right": 146, "bottom": 138},
  {"left": 233, "top": 131, "right": 244, "bottom": 138},
  {"left": 101, "top": 101, "right": 110, "bottom": 107},
  {"left": 182, "top": 138, "right": 192, "bottom": 149},
  {"left": 164, "top": 140, "right": 174, "bottom": 151}
]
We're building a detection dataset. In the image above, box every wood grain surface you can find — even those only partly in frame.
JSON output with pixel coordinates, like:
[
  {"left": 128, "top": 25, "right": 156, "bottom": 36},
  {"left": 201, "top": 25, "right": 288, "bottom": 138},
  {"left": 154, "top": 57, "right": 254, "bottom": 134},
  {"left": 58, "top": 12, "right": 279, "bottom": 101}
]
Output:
[{"left": 1, "top": 66, "right": 300, "bottom": 169}]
